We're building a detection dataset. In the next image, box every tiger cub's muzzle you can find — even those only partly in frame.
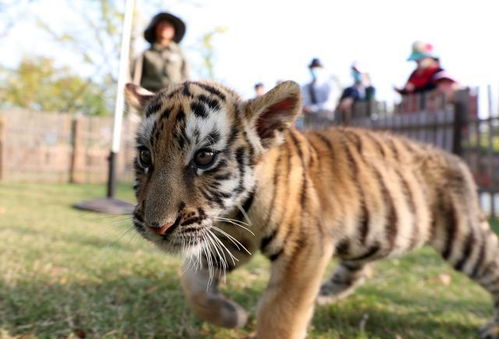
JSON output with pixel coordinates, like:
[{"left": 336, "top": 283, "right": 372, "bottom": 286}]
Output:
[{"left": 143, "top": 207, "right": 209, "bottom": 238}]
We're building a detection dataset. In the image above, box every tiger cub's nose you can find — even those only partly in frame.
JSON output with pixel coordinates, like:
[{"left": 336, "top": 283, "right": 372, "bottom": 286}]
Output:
[{"left": 147, "top": 220, "right": 175, "bottom": 235}]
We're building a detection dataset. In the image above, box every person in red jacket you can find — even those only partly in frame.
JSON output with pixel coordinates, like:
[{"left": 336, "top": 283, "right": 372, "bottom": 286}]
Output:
[{"left": 396, "top": 41, "right": 458, "bottom": 97}]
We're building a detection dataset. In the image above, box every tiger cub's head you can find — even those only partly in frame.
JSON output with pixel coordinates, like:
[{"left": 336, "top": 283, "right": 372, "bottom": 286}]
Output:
[{"left": 125, "top": 81, "right": 301, "bottom": 255}]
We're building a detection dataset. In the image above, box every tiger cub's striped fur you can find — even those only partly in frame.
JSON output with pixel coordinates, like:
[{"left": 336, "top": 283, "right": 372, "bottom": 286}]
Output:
[{"left": 125, "top": 80, "right": 499, "bottom": 339}]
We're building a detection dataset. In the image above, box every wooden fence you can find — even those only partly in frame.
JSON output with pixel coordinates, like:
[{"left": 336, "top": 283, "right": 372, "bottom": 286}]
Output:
[
  {"left": 462, "top": 88, "right": 499, "bottom": 218},
  {"left": 0, "top": 110, "right": 140, "bottom": 184},
  {"left": 344, "top": 89, "right": 472, "bottom": 154},
  {"left": 1, "top": 87, "right": 497, "bottom": 216},
  {"left": 311, "top": 87, "right": 498, "bottom": 218}
]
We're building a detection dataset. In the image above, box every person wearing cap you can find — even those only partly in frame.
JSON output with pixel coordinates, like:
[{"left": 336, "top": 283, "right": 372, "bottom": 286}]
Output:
[
  {"left": 300, "top": 58, "right": 337, "bottom": 129},
  {"left": 254, "top": 82, "right": 266, "bottom": 97},
  {"left": 337, "top": 62, "right": 376, "bottom": 123},
  {"left": 396, "top": 41, "right": 457, "bottom": 96},
  {"left": 131, "top": 12, "right": 189, "bottom": 92}
]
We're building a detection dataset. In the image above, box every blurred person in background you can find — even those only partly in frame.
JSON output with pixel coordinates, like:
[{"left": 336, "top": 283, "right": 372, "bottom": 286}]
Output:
[
  {"left": 337, "top": 62, "right": 376, "bottom": 123},
  {"left": 301, "top": 58, "right": 336, "bottom": 128},
  {"left": 395, "top": 41, "right": 458, "bottom": 99},
  {"left": 131, "top": 12, "right": 190, "bottom": 92},
  {"left": 254, "top": 82, "right": 265, "bottom": 97}
]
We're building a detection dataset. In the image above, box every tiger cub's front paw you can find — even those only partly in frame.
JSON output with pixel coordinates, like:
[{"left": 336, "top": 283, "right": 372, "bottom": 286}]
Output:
[{"left": 187, "top": 292, "right": 248, "bottom": 329}]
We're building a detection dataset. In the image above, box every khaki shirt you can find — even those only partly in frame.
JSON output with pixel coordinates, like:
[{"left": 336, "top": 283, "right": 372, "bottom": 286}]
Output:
[{"left": 132, "top": 42, "right": 189, "bottom": 92}]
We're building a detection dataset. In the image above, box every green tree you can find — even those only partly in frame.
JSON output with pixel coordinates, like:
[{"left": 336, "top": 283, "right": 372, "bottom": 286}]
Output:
[
  {"left": 2, "top": 0, "right": 226, "bottom": 115},
  {"left": 200, "top": 26, "right": 228, "bottom": 80},
  {"left": 36, "top": 0, "right": 127, "bottom": 115},
  {"left": 0, "top": 56, "right": 110, "bottom": 115},
  {"left": 36, "top": 0, "right": 224, "bottom": 82}
]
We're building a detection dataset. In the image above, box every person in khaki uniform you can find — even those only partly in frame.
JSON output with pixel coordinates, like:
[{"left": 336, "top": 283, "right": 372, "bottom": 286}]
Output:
[{"left": 132, "top": 12, "right": 189, "bottom": 92}]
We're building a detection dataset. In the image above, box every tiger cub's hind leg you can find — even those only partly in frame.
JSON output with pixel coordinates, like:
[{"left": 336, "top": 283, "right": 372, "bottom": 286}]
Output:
[
  {"left": 317, "top": 261, "right": 373, "bottom": 305},
  {"left": 467, "top": 219, "right": 499, "bottom": 339},
  {"left": 431, "top": 211, "right": 499, "bottom": 339}
]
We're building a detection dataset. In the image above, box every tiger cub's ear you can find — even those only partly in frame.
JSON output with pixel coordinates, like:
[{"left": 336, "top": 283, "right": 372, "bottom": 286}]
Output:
[
  {"left": 243, "top": 81, "right": 302, "bottom": 149},
  {"left": 124, "top": 83, "right": 155, "bottom": 115}
]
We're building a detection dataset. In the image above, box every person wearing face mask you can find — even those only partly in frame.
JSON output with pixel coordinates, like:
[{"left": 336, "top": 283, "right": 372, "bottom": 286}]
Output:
[
  {"left": 395, "top": 41, "right": 457, "bottom": 97},
  {"left": 131, "top": 12, "right": 190, "bottom": 93},
  {"left": 300, "top": 58, "right": 337, "bottom": 129},
  {"left": 337, "top": 62, "right": 376, "bottom": 123}
]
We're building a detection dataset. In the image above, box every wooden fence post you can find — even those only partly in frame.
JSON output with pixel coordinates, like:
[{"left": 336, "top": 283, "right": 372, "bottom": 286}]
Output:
[
  {"left": 486, "top": 85, "right": 496, "bottom": 218},
  {"left": 452, "top": 89, "right": 470, "bottom": 157},
  {"left": 69, "top": 118, "right": 83, "bottom": 183},
  {"left": 0, "top": 116, "right": 5, "bottom": 181}
]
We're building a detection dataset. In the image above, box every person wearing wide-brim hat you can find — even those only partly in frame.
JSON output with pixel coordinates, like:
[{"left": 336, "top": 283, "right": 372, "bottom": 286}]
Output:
[
  {"left": 395, "top": 41, "right": 457, "bottom": 96},
  {"left": 131, "top": 12, "right": 190, "bottom": 93}
]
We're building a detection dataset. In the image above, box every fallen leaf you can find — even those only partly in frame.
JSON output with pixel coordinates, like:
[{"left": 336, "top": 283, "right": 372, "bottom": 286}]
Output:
[
  {"left": 73, "top": 328, "right": 86, "bottom": 338},
  {"left": 437, "top": 273, "right": 452, "bottom": 286}
]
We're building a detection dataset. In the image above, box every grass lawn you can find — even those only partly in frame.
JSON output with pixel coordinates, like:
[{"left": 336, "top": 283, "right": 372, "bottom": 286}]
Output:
[{"left": 1, "top": 182, "right": 498, "bottom": 338}]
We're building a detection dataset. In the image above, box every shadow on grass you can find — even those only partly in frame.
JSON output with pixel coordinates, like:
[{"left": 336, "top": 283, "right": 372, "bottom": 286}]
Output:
[
  {"left": 1, "top": 269, "right": 493, "bottom": 338},
  {"left": 313, "top": 303, "right": 481, "bottom": 338},
  {"left": 0, "top": 274, "right": 199, "bottom": 338},
  {"left": 311, "top": 282, "right": 491, "bottom": 338}
]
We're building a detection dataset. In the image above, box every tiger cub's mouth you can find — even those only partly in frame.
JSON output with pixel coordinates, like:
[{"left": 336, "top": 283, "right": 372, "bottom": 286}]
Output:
[{"left": 132, "top": 211, "right": 214, "bottom": 251}]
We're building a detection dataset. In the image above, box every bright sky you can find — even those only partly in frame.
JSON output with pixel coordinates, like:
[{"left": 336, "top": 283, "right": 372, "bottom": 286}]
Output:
[{"left": 2, "top": 0, "right": 499, "bottom": 106}]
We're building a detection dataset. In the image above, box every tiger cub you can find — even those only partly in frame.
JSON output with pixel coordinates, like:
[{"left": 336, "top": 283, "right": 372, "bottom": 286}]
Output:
[{"left": 125, "top": 80, "right": 499, "bottom": 339}]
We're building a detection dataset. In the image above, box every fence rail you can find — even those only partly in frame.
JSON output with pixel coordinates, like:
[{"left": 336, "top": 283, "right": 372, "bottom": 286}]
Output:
[
  {"left": 1, "top": 86, "right": 498, "bottom": 217},
  {"left": 340, "top": 88, "right": 498, "bottom": 218}
]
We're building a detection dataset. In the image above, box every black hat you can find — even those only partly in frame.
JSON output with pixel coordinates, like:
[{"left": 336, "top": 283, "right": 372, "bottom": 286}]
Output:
[
  {"left": 308, "top": 58, "right": 323, "bottom": 68},
  {"left": 144, "top": 12, "right": 186, "bottom": 44}
]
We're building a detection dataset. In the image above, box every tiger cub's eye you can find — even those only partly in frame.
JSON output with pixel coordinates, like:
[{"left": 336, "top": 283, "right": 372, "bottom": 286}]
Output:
[
  {"left": 193, "top": 149, "right": 216, "bottom": 169},
  {"left": 138, "top": 148, "right": 152, "bottom": 168}
]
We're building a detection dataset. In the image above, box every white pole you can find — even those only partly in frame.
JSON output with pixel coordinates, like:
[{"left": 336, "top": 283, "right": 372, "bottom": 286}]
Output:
[{"left": 111, "top": 0, "right": 135, "bottom": 153}]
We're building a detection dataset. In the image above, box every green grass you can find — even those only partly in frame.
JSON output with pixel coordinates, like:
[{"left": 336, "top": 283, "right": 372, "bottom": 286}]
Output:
[
  {"left": 465, "top": 133, "right": 499, "bottom": 153},
  {"left": 0, "top": 182, "right": 497, "bottom": 338}
]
